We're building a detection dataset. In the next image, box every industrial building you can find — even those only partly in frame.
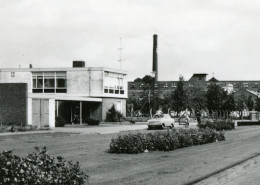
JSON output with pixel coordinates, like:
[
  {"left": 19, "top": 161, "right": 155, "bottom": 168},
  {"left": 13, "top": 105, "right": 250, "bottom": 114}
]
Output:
[
  {"left": 128, "top": 73, "right": 260, "bottom": 100},
  {"left": 128, "top": 34, "right": 260, "bottom": 102}
]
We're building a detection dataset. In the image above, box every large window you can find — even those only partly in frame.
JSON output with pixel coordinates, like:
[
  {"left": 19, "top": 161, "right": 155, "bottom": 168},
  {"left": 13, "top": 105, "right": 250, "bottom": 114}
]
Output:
[
  {"left": 32, "top": 72, "right": 67, "bottom": 93},
  {"left": 104, "top": 72, "right": 125, "bottom": 95}
]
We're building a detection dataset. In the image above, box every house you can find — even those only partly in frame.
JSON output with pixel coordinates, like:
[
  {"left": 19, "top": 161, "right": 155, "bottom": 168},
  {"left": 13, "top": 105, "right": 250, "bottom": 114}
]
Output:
[{"left": 0, "top": 61, "right": 127, "bottom": 128}]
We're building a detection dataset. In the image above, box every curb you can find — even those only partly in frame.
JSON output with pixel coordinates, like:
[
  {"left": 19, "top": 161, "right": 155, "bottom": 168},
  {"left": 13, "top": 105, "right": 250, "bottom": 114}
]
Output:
[{"left": 184, "top": 152, "right": 260, "bottom": 185}]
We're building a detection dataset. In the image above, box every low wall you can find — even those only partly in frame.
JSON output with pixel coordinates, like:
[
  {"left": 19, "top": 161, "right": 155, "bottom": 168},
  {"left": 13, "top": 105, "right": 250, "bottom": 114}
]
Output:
[
  {"left": 234, "top": 120, "right": 260, "bottom": 126},
  {"left": 0, "top": 83, "right": 28, "bottom": 126}
]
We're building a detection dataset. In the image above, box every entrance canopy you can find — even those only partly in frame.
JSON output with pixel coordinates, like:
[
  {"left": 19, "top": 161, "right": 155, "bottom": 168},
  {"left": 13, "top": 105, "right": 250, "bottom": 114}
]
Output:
[{"left": 29, "top": 93, "right": 102, "bottom": 102}]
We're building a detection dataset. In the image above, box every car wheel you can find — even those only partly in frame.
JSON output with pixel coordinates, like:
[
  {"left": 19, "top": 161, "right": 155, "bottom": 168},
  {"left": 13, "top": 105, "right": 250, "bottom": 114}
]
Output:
[
  {"left": 171, "top": 123, "right": 174, "bottom": 129},
  {"left": 162, "top": 123, "right": 166, "bottom": 129},
  {"left": 148, "top": 126, "right": 151, "bottom": 130}
]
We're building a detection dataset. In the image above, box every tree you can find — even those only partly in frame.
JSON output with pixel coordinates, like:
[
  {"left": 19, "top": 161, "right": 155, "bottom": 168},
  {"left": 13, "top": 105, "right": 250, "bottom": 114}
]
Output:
[
  {"left": 134, "top": 78, "right": 142, "bottom": 82},
  {"left": 206, "top": 84, "right": 227, "bottom": 112},
  {"left": 246, "top": 96, "right": 254, "bottom": 111},
  {"left": 221, "top": 94, "right": 236, "bottom": 111},
  {"left": 132, "top": 75, "right": 155, "bottom": 115},
  {"left": 106, "top": 105, "right": 123, "bottom": 122},
  {"left": 172, "top": 76, "right": 188, "bottom": 114},
  {"left": 255, "top": 98, "right": 260, "bottom": 111},
  {"left": 234, "top": 93, "right": 247, "bottom": 118},
  {"left": 133, "top": 75, "right": 155, "bottom": 85},
  {"left": 142, "top": 75, "right": 155, "bottom": 85},
  {"left": 186, "top": 87, "right": 207, "bottom": 111}
]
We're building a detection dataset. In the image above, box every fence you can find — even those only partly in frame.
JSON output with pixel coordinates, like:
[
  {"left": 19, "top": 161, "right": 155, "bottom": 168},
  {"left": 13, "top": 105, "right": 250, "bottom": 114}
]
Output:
[{"left": 198, "top": 110, "right": 260, "bottom": 122}]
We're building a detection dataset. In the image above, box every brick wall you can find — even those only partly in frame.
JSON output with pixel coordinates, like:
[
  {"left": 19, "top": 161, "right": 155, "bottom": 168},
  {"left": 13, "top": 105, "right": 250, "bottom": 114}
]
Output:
[{"left": 0, "top": 83, "right": 28, "bottom": 126}]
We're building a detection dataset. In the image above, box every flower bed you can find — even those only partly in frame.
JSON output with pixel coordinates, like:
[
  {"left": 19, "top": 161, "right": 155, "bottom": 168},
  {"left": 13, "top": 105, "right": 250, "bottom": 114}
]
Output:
[
  {"left": 0, "top": 125, "right": 49, "bottom": 133},
  {"left": 109, "top": 128, "right": 225, "bottom": 154},
  {"left": 0, "top": 147, "right": 88, "bottom": 185}
]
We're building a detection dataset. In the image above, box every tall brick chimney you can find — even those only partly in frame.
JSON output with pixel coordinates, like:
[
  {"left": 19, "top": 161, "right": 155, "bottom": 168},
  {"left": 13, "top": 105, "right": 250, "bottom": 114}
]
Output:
[{"left": 153, "top": 34, "right": 158, "bottom": 81}]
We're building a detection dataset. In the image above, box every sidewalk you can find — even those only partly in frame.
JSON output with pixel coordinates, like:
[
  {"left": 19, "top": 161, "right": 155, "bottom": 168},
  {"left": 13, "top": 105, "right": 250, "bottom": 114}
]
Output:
[
  {"left": 0, "top": 123, "right": 148, "bottom": 136},
  {"left": 54, "top": 124, "right": 148, "bottom": 134}
]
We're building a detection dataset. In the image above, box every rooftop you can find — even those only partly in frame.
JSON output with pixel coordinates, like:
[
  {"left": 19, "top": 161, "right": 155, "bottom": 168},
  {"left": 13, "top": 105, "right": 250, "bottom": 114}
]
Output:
[{"left": 0, "top": 67, "right": 127, "bottom": 75}]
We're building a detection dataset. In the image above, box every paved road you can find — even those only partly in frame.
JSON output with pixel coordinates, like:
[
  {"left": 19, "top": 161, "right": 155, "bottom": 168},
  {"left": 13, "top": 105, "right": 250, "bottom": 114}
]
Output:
[{"left": 1, "top": 124, "right": 259, "bottom": 185}]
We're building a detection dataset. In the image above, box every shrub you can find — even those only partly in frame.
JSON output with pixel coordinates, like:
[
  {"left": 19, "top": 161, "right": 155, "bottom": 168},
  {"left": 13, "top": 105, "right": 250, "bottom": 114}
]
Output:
[
  {"left": 85, "top": 117, "right": 100, "bottom": 125},
  {"left": 0, "top": 147, "right": 89, "bottom": 185},
  {"left": 0, "top": 125, "right": 47, "bottom": 133},
  {"left": 198, "top": 120, "right": 235, "bottom": 131},
  {"left": 55, "top": 116, "right": 66, "bottom": 127},
  {"left": 106, "top": 105, "right": 124, "bottom": 122},
  {"left": 109, "top": 128, "right": 225, "bottom": 154}
]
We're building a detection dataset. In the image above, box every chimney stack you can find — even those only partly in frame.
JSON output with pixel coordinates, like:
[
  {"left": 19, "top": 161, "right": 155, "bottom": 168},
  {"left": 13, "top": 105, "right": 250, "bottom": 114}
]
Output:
[{"left": 152, "top": 34, "right": 158, "bottom": 81}]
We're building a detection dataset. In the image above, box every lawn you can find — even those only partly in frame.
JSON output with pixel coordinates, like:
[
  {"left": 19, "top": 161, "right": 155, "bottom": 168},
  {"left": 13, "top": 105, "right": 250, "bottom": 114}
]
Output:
[{"left": 1, "top": 127, "right": 260, "bottom": 185}]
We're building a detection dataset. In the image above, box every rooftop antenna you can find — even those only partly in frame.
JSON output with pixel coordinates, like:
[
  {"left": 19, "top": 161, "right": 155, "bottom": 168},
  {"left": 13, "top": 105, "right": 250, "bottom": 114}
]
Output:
[{"left": 118, "top": 37, "right": 124, "bottom": 70}]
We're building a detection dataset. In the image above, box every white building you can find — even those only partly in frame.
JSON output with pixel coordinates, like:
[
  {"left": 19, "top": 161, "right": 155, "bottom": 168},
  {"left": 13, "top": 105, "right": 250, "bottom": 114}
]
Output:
[{"left": 0, "top": 61, "right": 128, "bottom": 128}]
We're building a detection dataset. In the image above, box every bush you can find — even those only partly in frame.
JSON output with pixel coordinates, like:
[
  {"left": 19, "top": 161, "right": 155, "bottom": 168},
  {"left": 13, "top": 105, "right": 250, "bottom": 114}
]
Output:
[
  {"left": 198, "top": 120, "right": 235, "bottom": 131},
  {"left": 109, "top": 128, "right": 225, "bottom": 154},
  {"left": 0, "top": 125, "right": 47, "bottom": 133},
  {"left": 0, "top": 147, "right": 89, "bottom": 185},
  {"left": 106, "top": 105, "right": 124, "bottom": 122},
  {"left": 84, "top": 117, "right": 100, "bottom": 125},
  {"left": 55, "top": 116, "right": 66, "bottom": 127}
]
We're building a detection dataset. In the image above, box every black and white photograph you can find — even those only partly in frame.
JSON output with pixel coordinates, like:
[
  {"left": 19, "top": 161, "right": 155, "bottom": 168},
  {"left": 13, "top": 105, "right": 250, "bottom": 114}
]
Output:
[{"left": 1, "top": 0, "right": 260, "bottom": 184}]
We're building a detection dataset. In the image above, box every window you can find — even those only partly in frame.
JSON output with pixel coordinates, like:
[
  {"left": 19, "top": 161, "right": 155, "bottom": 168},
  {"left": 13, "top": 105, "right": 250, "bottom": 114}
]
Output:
[
  {"left": 243, "top": 83, "right": 248, "bottom": 88},
  {"left": 11, "top": 72, "right": 15, "bottom": 78},
  {"left": 103, "top": 71, "right": 125, "bottom": 95},
  {"left": 32, "top": 72, "right": 67, "bottom": 93},
  {"left": 130, "top": 84, "right": 135, "bottom": 89}
]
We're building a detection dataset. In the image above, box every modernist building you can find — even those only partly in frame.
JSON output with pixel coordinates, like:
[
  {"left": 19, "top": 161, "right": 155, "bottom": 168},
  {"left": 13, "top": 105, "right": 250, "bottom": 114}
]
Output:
[
  {"left": 0, "top": 61, "right": 127, "bottom": 127},
  {"left": 128, "top": 73, "right": 260, "bottom": 100}
]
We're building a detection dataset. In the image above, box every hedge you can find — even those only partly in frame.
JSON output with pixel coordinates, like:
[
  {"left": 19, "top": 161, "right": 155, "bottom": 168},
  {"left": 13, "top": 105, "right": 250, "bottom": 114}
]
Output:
[
  {"left": 109, "top": 128, "right": 225, "bottom": 154},
  {"left": 198, "top": 120, "right": 235, "bottom": 131},
  {"left": 0, "top": 147, "right": 88, "bottom": 185}
]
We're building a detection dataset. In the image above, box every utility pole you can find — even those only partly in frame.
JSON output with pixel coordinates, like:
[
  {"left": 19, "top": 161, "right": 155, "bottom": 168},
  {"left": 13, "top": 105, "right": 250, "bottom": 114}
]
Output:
[{"left": 118, "top": 37, "right": 124, "bottom": 70}]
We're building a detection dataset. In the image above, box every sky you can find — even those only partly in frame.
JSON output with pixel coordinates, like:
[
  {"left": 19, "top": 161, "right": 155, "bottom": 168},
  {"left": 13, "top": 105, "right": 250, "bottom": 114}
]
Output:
[{"left": 1, "top": 0, "right": 260, "bottom": 81}]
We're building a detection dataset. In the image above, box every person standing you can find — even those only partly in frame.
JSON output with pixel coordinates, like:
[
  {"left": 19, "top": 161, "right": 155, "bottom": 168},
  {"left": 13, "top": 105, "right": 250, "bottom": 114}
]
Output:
[
  {"left": 196, "top": 111, "right": 202, "bottom": 125},
  {"left": 184, "top": 112, "right": 190, "bottom": 127}
]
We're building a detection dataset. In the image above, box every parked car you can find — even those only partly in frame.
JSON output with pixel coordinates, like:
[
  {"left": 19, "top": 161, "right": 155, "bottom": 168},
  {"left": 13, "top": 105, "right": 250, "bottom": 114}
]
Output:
[{"left": 147, "top": 114, "right": 175, "bottom": 129}]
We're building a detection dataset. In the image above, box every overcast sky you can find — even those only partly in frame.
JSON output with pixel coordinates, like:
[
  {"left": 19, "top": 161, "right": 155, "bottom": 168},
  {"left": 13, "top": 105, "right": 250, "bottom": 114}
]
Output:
[{"left": 1, "top": 0, "right": 260, "bottom": 81}]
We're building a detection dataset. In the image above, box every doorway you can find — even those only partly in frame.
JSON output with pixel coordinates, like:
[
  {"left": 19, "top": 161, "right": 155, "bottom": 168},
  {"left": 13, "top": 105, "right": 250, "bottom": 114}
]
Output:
[{"left": 32, "top": 99, "right": 49, "bottom": 127}]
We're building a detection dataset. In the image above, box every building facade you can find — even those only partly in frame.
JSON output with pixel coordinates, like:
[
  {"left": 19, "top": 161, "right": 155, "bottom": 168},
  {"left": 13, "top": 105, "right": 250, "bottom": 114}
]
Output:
[
  {"left": 0, "top": 62, "right": 127, "bottom": 127},
  {"left": 128, "top": 73, "right": 260, "bottom": 101}
]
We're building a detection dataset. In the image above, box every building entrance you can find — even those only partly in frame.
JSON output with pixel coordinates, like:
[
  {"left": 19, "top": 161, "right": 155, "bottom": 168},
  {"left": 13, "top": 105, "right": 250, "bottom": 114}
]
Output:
[{"left": 32, "top": 99, "right": 49, "bottom": 127}]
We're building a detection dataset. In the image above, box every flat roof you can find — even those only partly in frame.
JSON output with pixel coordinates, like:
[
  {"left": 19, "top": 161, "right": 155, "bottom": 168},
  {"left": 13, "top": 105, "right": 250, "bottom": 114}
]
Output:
[{"left": 0, "top": 67, "right": 127, "bottom": 75}]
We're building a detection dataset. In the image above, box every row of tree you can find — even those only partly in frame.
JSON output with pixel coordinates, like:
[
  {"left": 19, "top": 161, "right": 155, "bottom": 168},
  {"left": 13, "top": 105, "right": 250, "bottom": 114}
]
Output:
[{"left": 129, "top": 75, "right": 260, "bottom": 117}]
